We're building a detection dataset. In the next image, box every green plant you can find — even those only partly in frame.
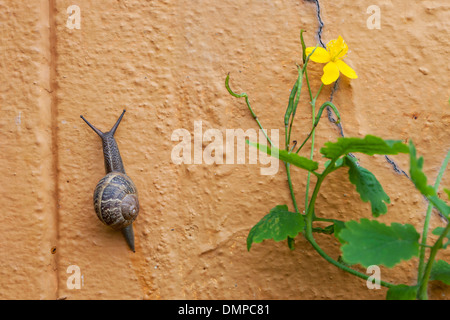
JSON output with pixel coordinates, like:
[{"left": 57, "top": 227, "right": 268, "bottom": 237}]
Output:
[{"left": 225, "top": 30, "right": 450, "bottom": 300}]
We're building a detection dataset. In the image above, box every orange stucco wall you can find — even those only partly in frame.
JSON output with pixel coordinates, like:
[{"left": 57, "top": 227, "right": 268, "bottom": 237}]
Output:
[{"left": 0, "top": 0, "right": 449, "bottom": 300}]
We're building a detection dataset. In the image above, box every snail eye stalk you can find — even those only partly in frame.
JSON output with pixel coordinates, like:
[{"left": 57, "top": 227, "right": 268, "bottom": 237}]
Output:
[
  {"left": 110, "top": 109, "right": 126, "bottom": 136},
  {"left": 80, "top": 115, "right": 104, "bottom": 138}
]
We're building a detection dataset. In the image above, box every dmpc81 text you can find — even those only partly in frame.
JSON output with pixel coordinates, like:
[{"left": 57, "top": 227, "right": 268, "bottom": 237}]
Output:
[{"left": 222, "top": 304, "right": 269, "bottom": 315}]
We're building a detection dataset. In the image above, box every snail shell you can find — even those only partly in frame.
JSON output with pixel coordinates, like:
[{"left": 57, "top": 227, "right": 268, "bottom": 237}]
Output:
[{"left": 94, "top": 172, "right": 139, "bottom": 230}]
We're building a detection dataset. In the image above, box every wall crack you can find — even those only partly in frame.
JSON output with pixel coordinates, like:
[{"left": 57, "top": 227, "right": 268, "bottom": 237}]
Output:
[{"left": 306, "top": 0, "right": 410, "bottom": 177}]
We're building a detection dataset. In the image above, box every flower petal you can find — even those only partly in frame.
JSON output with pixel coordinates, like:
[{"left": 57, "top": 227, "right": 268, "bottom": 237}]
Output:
[
  {"left": 321, "top": 62, "right": 340, "bottom": 85},
  {"left": 336, "top": 59, "right": 358, "bottom": 79},
  {"left": 305, "top": 46, "right": 331, "bottom": 63},
  {"left": 327, "top": 36, "right": 348, "bottom": 60}
]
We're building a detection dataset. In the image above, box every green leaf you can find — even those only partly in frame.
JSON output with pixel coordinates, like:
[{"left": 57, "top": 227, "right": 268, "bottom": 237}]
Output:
[
  {"left": 325, "top": 157, "right": 344, "bottom": 169},
  {"left": 287, "top": 237, "right": 295, "bottom": 250},
  {"left": 428, "top": 195, "right": 450, "bottom": 219},
  {"left": 339, "top": 219, "right": 420, "bottom": 268},
  {"left": 409, "top": 141, "right": 450, "bottom": 218},
  {"left": 444, "top": 188, "right": 450, "bottom": 199},
  {"left": 332, "top": 220, "right": 347, "bottom": 244},
  {"left": 408, "top": 141, "right": 435, "bottom": 197},
  {"left": 386, "top": 284, "right": 418, "bottom": 300},
  {"left": 344, "top": 156, "right": 390, "bottom": 217},
  {"left": 320, "top": 135, "right": 409, "bottom": 160},
  {"left": 432, "top": 227, "right": 450, "bottom": 249},
  {"left": 247, "top": 205, "right": 305, "bottom": 251},
  {"left": 247, "top": 141, "right": 319, "bottom": 172},
  {"left": 430, "top": 260, "right": 450, "bottom": 285}
]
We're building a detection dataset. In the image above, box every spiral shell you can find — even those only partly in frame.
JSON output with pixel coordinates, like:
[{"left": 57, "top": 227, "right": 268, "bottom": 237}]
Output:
[{"left": 93, "top": 172, "right": 139, "bottom": 230}]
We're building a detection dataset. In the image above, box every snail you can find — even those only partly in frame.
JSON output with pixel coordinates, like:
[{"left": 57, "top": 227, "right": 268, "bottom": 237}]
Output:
[{"left": 80, "top": 109, "right": 139, "bottom": 252}]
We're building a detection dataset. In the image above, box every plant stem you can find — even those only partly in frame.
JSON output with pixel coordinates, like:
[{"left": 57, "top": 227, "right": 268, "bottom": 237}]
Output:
[
  {"left": 304, "top": 68, "right": 314, "bottom": 101},
  {"left": 314, "top": 83, "right": 325, "bottom": 102},
  {"left": 304, "top": 160, "right": 394, "bottom": 288},
  {"left": 284, "top": 46, "right": 317, "bottom": 151},
  {"left": 305, "top": 230, "right": 394, "bottom": 288},
  {"left": 417, "top": 150, "right": 450, "bottom": 280},
  {"left": 314, "top": 217, "right": 341, "bottom": 223},
  {"left": 286, "top": 162, "right": 300, "bottom": 214},
  {"left": 305, "top": 161, "right": 335, "bottom": 226},
  {"left": 294, "top": 101, "right": 341, "bottom": 155},
  {"left": 305, "top": 83, "right": 324, "bottom": 212},
  {"left": 225, "top": 74, "right": 273, "bottom": 146},
  {"left": 417, "top": 221, "right": 450, "bottom": 300}
]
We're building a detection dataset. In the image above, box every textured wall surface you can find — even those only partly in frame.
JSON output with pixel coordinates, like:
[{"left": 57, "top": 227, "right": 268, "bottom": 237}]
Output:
[{"left": 0, "top": 0, "right": 449, "bottom": 300}]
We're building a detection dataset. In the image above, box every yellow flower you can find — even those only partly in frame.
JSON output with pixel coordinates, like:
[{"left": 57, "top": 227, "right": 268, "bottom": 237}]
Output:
[{"left": 305, "top": 36, "right": 357, "bottom": 85}]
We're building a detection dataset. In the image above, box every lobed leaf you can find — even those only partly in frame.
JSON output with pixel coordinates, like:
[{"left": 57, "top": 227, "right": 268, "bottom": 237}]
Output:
[
  {"left": 332, "top": 220, "right": 347, "bottom": 244},
  {"left": 339, "top": 219, "right": 420, "bottom": 268},
  {"left": 344, "top": 156, "right": 390, "bottom": 217},
  {"left": 430, "top": 260, "right": 450, "bottom": 285},
  {"left": 247, "top": 205, "right": 304, "bottom": 251},
  {"left": 386, "top": 284, "right": 418, "bottom": 300},
  {"left": 320, "top": 135, "right": 409, "bottom": 160},
  {"left": 247, "top": 141, "right": 319, "bottom": 172}
]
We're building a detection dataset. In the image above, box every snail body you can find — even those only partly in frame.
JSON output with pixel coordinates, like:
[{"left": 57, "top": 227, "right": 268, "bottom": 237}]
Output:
[{"left": 81, "top": 109, "right": 139, "bottom": 252}]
